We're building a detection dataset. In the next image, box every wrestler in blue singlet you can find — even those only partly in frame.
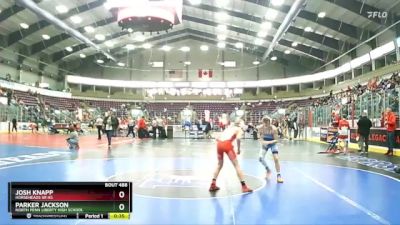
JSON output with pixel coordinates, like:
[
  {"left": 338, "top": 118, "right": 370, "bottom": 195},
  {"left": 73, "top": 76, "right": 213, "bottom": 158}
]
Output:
[{"left": 262, "top": 129, "right": 278, "bottom": 154}]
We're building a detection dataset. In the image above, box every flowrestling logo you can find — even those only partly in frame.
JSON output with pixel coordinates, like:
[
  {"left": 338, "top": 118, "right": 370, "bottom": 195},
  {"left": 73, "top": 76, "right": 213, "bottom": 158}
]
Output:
[
  {"left": 0, "top": 151, "right": 71, "bottom": 168},
  {"left": 367, "top": 11, "right": 388, "bottom": 19},
  {"left": 337, "top": 155, "right": 397, "bottom": 173}
]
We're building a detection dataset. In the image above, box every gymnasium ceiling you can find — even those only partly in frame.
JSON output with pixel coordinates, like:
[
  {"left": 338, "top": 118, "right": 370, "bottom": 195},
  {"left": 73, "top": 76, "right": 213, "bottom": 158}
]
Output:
[{"left": 0, "top": 0, "right": 400, "bottom": 73}]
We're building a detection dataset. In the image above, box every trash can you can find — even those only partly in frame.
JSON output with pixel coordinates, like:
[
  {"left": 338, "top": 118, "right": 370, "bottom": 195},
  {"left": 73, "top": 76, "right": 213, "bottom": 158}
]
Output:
[{"left": 167, "top": 125, "right": 174, "bottom": 139}]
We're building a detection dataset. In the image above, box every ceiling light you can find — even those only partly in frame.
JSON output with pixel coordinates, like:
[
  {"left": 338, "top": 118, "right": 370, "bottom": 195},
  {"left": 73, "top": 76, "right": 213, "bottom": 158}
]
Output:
[
  {"left": 253, "top": 60, "right": 260, "bottom": 65},
  {"left": 265, "top": 9, "right": 279, "bottom": 20},
  {"left": 55, "top": 5, "right": 68, "bottom": 13},
  {"left": 184, "top": 61, "right": 191, "bottom": 65},
  {"left": 97, "top": 59, "right": 104, "bottom": 64},
  {"left": 70, "top": 16, "right": 82, "bottom": 24},
  {"left": 180, "top": 46, "right": 190, "bottom": 52},
  {"left": 125, "top": 44, "right": 136, "bottom": 50},
  {"left": 20, "top": 23, "right": 29, "bottom": 29},
  {"left": 103, "top": 2, "right": 112, "bottom": 10},
  {"left": 84, "top": 26, "right": 95, "bottom": 33},
  {"left": 318, "top": 11, "right": 326, "bottom": 18},
  {"left": 217, "top": 24, "right": 227, "bottom": 32},
  {"left": 216, "top": 12, "right": 229, "bottom": 21},
  {"left": 284, "top": 50, "right": 291, "bottom": 54},
  {"left": 161, "top": 45, "right": 172, "bottom": 51},
  {"left": 254, "top": 38, "right": 264, "bottom": 45},
  {"left": 118, "top": 62, "right": 125, "bottom": 67},
  {"left": 42, "top": 34, "right": 50, "bottom": 40},
  {"left": 152, "top": 61, "right": 164, "bottom": 67},
  {"left": 257, "top": 31, "right": 268, "bottom": 38},
  {"left": 95, "top": 34, "right": 105, "bottom": 41},
  {"left": 135, "top": 35, "right": 146, "bottom": 42},
  {"left": 270, "top": 0, "right": 284, "bottom": 6},
  {"left": 142, "top": 43, "right": 152, "bottom": 49},
  {"left": 79, "top": 53, "right": 86, "bottom": 58},
  {"left": 104, "top": 41, "right": 114, "bottom": 47},
  {"left": 223, "top": 61, "right": 236, "bottom": 67},
  {"left": 235, "top": 42, "right": 243, "bottom": 48},
  {"left": 216, "top": 0, "right": 229, "bottom": 7},
  {"left": 188, "top": 0, "right": 201, "bottom": 5},
  {"left": 65, "top": 46, "right": 73, "bottom": 52},
  {"left": 127, "top": 28, "right": 133, "bottom": 33},
  {"left": 271, "top": 56, "right": 277, "bottom": 61},
  {"left": 261, "top": 21, "right": 272, "bottom": 30},
  {"left": 200, "top": 45, "right": 209, "bottom": 51},
  {"left": 217, "top": 42, "right": 226, "bottom": 48},
  {"left": 217, "top": 34, "right": 226, "bottom": 41},
  {"left": 304, "top": 26, "right": 313, "bottom": 32},
  {"left": 291, "top": 41, "right": 298, "bottom": 47}
]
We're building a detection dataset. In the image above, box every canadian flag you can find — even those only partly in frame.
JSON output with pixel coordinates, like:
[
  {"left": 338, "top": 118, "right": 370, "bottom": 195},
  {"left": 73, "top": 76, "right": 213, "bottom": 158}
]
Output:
[{"left": 198, "top": 69, "right": 213, "bottom": 78}]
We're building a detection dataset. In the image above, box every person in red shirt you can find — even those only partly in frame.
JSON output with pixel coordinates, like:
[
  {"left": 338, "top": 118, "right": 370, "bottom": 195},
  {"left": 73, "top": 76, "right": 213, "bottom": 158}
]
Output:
[
  {"left": 385, "top": 107, "right": 397, "bottom": 156},
  {"left": 331, "top": 112, "right": 340, "bottom": 128},
  {"left": 338, "top": 117, "right": 350, "bottom": 153},
  {"left": 138, "top": 116, "right": 147, "bottom": 139}
]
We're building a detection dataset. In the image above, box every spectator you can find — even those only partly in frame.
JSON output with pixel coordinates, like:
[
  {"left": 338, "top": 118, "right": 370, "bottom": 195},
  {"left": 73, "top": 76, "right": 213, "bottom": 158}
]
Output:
[
  {"left": 111, "top": 113, "right": 119, "bottom": 137},
  {"left": 11, "top": 118, "right": 17, "bottom": 133},
  {"left": 66, "top": 124, "right": 80, "bottom": 151},
  {"left": 103, "top": 112, "right": 114, "bottom": 149},
  {"left": 357, "top": 111, "right": 372, "bottom": 155},
  {"left": 384, "top": 107, "right": 396, "bottom": 156},
  {"left": 203, "top": 119, "right": 212, "bottom": 139},
  {"left": 6, "top": 89, "right": 12, "bottom": 106},
  {"left": 151, "top": 117, "right": 158, "bottom": 139},
  {"left": 338, "top": 116, "right": 350, "bottom": 153},
  {"left": 157, "top": 117, "right": 167, "bottom": 139},
  {"left": 126, "top": 117, "right": 135, "bottom": 138},
  {"left": 138, "top": 116, "right": 147, "bottom": 139},
  {"left": 95, "top": 116, "right": 103, "bottom": 140}
]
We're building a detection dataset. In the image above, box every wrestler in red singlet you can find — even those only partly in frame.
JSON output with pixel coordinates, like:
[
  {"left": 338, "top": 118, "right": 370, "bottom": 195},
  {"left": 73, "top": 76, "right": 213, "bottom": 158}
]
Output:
[{"left": 209, "top": 119, "right": 253, "bottom": 193}]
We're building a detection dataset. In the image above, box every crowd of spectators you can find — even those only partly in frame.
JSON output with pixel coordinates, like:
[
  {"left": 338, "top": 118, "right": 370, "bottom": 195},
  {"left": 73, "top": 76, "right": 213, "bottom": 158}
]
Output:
[{"left": 310, "top": 72, "right": 400, "bottom": 108}]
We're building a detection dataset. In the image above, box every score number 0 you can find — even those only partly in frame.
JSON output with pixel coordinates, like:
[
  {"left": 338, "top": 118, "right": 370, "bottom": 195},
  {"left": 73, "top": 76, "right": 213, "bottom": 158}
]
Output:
[{"left": 119, "top": 191, "right": 125, "bottom": 211}]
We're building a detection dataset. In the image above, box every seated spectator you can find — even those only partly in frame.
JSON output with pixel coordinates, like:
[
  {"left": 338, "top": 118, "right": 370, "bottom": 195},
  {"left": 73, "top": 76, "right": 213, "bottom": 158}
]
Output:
[{"left": 66, "top": 124, "right": 80, "bottom": 151}]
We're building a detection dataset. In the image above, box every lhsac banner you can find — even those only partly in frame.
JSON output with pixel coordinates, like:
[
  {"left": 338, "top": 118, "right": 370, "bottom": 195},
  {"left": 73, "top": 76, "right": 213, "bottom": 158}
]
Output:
[{"left": 350, "top": 128, "right": 400, "bottom": 148}]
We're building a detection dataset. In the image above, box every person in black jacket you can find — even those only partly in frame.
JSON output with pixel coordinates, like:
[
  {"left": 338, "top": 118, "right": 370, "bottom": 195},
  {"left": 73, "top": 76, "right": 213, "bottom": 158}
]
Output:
[
  {"left": 357, "top": 112, "right": 372, "bottom": 155},
  {"left": 11, "top": 118, "right": 17, "bottom": 133}
]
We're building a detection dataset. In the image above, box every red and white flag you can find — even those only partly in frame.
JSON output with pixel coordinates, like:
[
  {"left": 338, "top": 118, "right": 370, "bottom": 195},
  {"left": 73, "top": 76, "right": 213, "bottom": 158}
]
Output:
[{"left": 198, "top": 69, "right": 213, "bottom": 78}]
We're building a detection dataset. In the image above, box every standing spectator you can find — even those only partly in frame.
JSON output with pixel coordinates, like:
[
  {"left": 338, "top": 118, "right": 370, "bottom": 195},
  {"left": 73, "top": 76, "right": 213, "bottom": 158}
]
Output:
[
  {"left": 95, "top": 116, "right": 103, "bottom": 140},
  {"left": 103, "top": 112, "right": 113, "bottom": 149},
  {"left": 203, "top": 118, "right": 212, "bottom": 139},
  {"left": 283, "top": 115, "right": 290, "bottom": 139},
  {"left": 126, "top": 117, "right": 135, "bottom": 138},
  {"left": 338, "top": 116, "right": 350, "bottom": 153},
  {"left": 11, "top": 118, "right": 17, "bottom": 133},
  {"left": 138, "top": 116, "right": 147, "bottom": 139},
  {"left": 6, "top": 89, "right": 12, "bottom": 106},
  {"left": 331, "top": 112, "right": 340, "bottom": 128},
  {"left": 384, "top": 107, "right": 396, "bottom": 156},
  {"left": 292, "top": 116, "right": 298, "bottom": 139},
  {"left": 111, "top": 113, "right": 119, "bottom": 137},
  {"left": 151, "top": 117, "right": 158, "bottom": 139},
  {"left": 157, "top": 117, "right": 166, "bottom": 139},
  {"left": 357, "top": 112, "right": 372, "bottom": 155}
]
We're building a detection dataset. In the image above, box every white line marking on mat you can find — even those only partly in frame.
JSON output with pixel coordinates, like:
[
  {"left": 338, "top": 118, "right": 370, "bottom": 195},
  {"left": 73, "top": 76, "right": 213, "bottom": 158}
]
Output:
[{"left": 296, "top": 169, "right": 390, "bottom": 225}]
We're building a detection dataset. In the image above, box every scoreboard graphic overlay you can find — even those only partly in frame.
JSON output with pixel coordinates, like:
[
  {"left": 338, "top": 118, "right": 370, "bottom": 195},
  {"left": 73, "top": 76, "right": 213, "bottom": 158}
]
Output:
[{"left": 8, "top": 182, "right": 132, "bottom": 220}]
